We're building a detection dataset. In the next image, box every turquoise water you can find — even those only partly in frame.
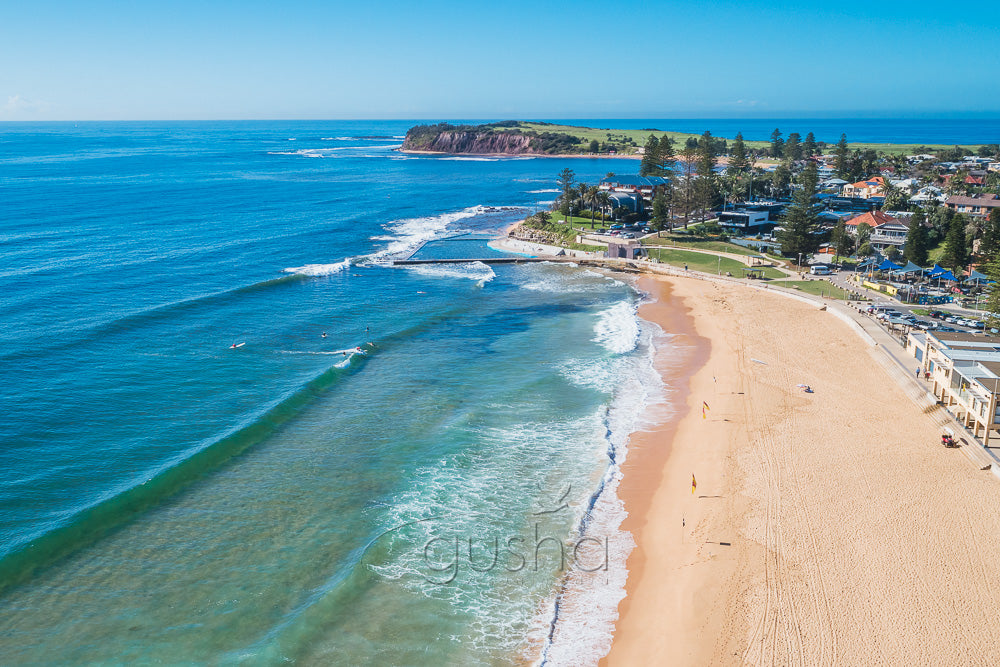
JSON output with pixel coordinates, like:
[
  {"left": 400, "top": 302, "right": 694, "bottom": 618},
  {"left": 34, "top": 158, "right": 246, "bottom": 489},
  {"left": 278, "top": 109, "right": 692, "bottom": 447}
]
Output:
[{"left": 0, "top": 122, "right": 666, "bottom": 664}]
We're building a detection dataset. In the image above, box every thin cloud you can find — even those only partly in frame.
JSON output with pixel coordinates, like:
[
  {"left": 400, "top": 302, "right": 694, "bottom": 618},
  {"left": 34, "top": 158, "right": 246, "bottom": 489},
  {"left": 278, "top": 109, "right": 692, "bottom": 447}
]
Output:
[{"left": 1, "top": 95, "right": 49, "bottom": 118}]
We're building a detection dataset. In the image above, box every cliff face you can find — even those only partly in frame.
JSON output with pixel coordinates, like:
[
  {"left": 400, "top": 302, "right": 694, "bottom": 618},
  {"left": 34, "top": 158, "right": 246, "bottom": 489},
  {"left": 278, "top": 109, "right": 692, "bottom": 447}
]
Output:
[{"left": 402, "top": 130, "right": 537, "bottom": 155}]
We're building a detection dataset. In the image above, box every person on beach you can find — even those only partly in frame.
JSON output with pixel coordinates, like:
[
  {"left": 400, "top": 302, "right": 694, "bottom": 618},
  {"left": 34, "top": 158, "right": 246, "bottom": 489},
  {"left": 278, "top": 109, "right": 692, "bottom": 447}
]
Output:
[{"left": 916, "top": 368, "right": 920, "bottom": 378}]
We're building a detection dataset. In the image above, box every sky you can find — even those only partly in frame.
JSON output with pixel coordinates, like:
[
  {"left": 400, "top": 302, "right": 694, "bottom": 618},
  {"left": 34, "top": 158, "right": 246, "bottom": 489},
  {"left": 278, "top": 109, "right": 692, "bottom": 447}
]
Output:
[{"left": 2, "top": 0, "right": 999, "bottom": 121}]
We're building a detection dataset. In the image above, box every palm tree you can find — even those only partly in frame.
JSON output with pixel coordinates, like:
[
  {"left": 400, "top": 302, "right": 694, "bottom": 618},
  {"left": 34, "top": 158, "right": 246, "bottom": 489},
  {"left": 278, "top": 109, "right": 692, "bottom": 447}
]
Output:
[
  {"left": 596, "top": 190, "right": 611, "bottom": 225},
  {"left": 584, "top": 186, "right": 600, "bottom": 228}
]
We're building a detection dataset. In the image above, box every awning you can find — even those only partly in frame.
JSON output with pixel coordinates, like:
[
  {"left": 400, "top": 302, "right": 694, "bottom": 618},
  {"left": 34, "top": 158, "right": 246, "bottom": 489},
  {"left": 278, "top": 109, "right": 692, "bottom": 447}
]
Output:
[
  {"left": 890, "top": 260, "right": 924, "bottom": 275},
  {"left": 965, "top": 269, "right": 994, "bottom": 284},
  {"left": 877, "top": 259, "right": 902, "bottom": 271}
]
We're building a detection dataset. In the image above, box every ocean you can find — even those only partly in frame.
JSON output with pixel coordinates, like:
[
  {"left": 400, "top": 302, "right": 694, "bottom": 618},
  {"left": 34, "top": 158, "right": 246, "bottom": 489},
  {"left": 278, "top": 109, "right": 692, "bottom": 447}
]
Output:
[{"left": 0, "top": 121, "right": 669, "bottom": 664}]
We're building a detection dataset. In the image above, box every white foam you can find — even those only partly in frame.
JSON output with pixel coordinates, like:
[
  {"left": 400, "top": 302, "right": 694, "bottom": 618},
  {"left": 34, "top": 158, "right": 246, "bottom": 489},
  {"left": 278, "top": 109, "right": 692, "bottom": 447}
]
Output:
[
  {"left": 282, "top": 258, "right": 351, "bottom": 276},
  {"left": 439, "top": 157, "right": 498, "bottom": 162},
  {"left": 368, "top": 205, "right": 486, "bottom": 260},
  {"left": 403, "top": 261, "right": 496, "bottom": 287},
  {"left": 527, "top": 189, "right": 561, "bottom": 194},
  {"left": 533, "top": 319, "right": 672, "bottom": 666},
  {"left": 592, "top": 301, "right": 640, "bottom": 354}
]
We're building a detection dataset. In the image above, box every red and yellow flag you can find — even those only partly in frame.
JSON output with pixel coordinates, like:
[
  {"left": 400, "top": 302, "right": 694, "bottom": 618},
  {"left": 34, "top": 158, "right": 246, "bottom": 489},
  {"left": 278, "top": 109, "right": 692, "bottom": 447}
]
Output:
[
  {"left": 691, "top": 474, "right": 697, "bottom": 494},
  {"left": 702, "top": 401, "right": 710, "bottom": 419}
]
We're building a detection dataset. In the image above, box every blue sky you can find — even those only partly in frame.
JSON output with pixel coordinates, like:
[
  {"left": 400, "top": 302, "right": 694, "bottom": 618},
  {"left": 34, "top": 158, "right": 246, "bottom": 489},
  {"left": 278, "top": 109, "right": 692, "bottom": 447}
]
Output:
[{"left": 2, "top": 0, "right": 999, "bottom": 120}]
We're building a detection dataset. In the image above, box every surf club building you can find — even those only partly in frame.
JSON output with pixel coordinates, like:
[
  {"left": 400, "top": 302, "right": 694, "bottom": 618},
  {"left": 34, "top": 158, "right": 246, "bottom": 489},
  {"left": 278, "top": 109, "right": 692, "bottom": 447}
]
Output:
[{"left": 906, "top": 330, "right": 1000, "bottom": 446}]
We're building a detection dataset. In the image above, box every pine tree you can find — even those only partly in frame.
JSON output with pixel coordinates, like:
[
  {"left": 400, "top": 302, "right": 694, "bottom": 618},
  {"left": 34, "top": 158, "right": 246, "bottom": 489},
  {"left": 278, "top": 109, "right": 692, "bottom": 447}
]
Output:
[
  {"left": 784, "top": 132, "right": 802, "bottom": 161},
  {"left": 727, "top": 132, "right": 749, "bottom": 175},
  {"left": 695, "top": 131, "right": 720, "bottom": 218},
  {"left": 903, "top": 209, "right": 929, "bottom": 266},
  {"left": 640, "top": 134, "right": 660, "bottom": 177},
  {"left": 769, "top": 128, "right": 784, "bottom": 158},
  {"left": 834, "top": 133, "right": 850, "bottom": 180},
  {"left": 984, "top": 249, "right": 1000, "bottom": 325},
  {"left": 803, "top": 132, "right": 817, "bottom": 157},
  {"left": 675, "top": 145, "right": 698, "bottom": 228},
  {"left": 557, "top": 168, "right": 575, "bottom": 217},
  {"left": 941, "top": 213, "right": 969, "bottom": 274},
  {"left": 657, "top": 135, "right": 676, "bottom": 177},
  {"left": 778, "top": 161, "right": 820, "bottom": 260},
  {"left": 980, "top": 208, "right": 1000, "bottom": 259},
  {"left": 831, "top": 218, "right": 852, "bottom": 262},
  {"left": 650, "top": 191, "right": 669, "bottom": 231}
]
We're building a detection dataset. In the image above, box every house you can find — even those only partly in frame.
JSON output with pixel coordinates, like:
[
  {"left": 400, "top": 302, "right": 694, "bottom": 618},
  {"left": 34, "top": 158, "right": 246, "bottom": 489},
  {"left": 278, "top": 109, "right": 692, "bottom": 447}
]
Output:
[
  {"left": 889, "top": 178, "right": 919, "bottom": 194},
  {"left": 844, "top": 210, "right": 897, "bottom": 236},
  {"left": 945, "top": 193, "right": 1000, "bottom": 219},
  {"left": 598, "top": 175, "right": 669, "bottom": 201},
  {"left": 989, "top": 162, "right": 1000, "bottom": 173},
  {"left": 910, "top": 185, "right": 947, "bottom": 205},
  {"left": 906, "top": 330, "right": 1000, "bottom": 446},
  {"left": 717, "top": 201, "right": 784, "bottom": 234},
  {"left": 842, "top": 176, "right": 886, "bottom": 199},
  {"left": 869, "top": 220, "right": 909, "bottom": 250},
  {"left": 605, "top": 191, "right": 641, "bottom": 212}
]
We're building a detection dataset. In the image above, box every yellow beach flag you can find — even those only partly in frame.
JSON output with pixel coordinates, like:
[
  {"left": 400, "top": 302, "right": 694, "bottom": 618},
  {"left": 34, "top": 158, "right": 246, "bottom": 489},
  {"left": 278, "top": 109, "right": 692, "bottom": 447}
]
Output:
[
  {"left": 702, "top": 401, "right": 710, "bottom": 419},
  {"left": 691, "top": 474, "right": 697, "bottom": 494}
]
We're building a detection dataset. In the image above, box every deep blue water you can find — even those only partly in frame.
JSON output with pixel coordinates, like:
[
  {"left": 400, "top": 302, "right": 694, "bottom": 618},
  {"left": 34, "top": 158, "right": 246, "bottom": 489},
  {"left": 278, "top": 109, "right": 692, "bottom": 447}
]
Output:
[{"left": 0, "top": 121, "right": 660, "bottom": 664}]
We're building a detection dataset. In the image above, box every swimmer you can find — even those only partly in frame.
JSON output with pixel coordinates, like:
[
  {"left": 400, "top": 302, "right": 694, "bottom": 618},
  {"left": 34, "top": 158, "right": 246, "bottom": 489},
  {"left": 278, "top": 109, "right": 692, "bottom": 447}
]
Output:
[{"left": 321, "top": 332, "right": 327, "bottom": 338}]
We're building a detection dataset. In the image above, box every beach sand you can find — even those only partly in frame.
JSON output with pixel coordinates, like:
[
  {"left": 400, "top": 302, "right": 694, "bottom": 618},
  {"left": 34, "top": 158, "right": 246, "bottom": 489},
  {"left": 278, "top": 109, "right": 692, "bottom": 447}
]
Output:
[{"left": 606, "top": 274, "right": 1000, "bottom": 665}]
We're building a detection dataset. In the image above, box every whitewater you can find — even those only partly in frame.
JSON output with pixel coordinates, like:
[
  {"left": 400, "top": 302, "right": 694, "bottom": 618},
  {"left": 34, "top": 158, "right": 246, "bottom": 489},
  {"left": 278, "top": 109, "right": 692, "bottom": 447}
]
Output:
[{"left": 0, "top": 120, "right": 670, "bottom": 665}]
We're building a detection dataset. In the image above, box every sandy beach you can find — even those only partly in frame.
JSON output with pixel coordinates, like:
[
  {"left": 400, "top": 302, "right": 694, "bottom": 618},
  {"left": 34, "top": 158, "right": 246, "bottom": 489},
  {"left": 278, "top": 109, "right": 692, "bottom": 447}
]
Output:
[{"left": 607, "top": 274, "right": 1000, "bottom": 665}]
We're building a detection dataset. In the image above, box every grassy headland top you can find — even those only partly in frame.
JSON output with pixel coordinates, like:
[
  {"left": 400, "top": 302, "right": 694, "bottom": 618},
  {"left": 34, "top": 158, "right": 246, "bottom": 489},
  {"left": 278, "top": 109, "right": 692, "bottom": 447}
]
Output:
[{"left": 401, "top": 121, "right": 986, "bottom": 157}]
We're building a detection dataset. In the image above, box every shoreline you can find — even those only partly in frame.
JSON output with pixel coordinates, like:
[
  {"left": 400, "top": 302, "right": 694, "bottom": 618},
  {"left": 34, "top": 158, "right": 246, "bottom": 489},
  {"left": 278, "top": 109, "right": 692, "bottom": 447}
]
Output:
[
  {"left": 603, "top": 272, "right": 1000, "bottom": 665},
  {"left": 398, "top": 148, "right": 641, "bottom": 159}
]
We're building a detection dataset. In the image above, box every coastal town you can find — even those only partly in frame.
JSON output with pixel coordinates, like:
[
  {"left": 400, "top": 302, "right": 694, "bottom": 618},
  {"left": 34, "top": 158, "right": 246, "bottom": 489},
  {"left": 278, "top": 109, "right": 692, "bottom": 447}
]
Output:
[{"left": 498, "top": 130, "right": 1000, "bottom": 473}]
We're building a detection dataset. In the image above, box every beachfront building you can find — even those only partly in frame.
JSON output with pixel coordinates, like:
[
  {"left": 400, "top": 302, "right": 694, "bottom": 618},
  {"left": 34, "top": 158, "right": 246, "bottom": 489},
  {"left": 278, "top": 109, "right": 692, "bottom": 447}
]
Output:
[
  {"left": 717, "top": 201, "right": 783, "bottom": 234},
  {"left": 842, "top": 176, "right": 886, "bottom": 199},
  {"left": 945, "top": 193, "right": 1000, "bottom": 219},
  {"left": 598, "top": 175, "right": 669, "bottom": 201},
  {"left": 869, "top": 220, "right": 909, "bottom": 251},
  {"left": 907, "top": 330, "right": 1000, "bottom": 446}
]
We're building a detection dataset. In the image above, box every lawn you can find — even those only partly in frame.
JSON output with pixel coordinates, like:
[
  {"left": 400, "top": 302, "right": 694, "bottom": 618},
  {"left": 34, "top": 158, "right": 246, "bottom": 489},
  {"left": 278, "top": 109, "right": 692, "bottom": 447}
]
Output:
[
  {"left": 645, "top": 247, "right": 785, "bottom": 278},
  {"left": 642, "top": 233, "right": 759, "bottom": 256},
  {"left": 774, "top": 280, "right": 852, "bottom": 299},
  {"left": 507, "top": 122, "right": 980, "bottom": 156}
]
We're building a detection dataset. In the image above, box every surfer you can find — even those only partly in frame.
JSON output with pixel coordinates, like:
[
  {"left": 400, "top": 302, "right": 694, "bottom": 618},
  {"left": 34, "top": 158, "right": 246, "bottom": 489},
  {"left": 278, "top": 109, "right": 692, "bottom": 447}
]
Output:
[{"left": 321, "top": 332, "right": 327, "bottom": 338}]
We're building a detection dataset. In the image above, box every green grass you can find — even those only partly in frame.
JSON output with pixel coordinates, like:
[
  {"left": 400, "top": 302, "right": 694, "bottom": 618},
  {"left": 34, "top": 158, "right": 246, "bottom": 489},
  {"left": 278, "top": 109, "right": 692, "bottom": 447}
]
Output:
[
  {"left": 642, "top": 234, "right": 758, "bottom": 256},
  {"left": 497, "top": 121, "right": 982, "bottom": 156},
  {"left": 911, "top": 308, "right": 931, "bottom": 316},
  {"left": 550, "top": 213, "right": 613, "bottom": 229},
  {"left": 647, "top": 247, "right": 744, "bottom": 274},
  {"left": 775, "top": 280, "right": 852, "bottom": 299}
]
